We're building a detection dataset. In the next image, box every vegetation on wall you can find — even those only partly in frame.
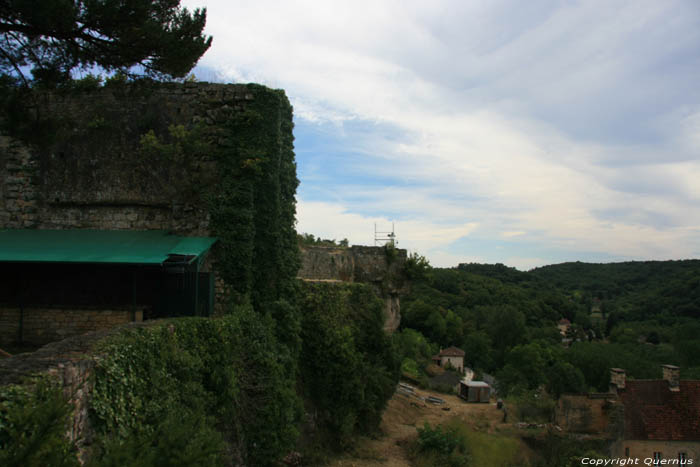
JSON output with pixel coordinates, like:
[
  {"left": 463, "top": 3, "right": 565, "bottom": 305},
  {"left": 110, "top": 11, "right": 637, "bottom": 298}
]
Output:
[
  {"left": 89, "top": 312, "right": 300, "bottom": 467},
  {"left": 206, "top": 84, "right": 300, "bottom": 309},
  {"left": 298, "top": 282, "right": 400, "bottom": 450}
]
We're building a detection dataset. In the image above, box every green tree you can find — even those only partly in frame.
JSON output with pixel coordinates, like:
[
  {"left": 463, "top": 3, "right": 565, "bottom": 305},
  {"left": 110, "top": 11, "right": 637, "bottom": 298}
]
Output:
[
  {"left": 0, "top": 0, "right": 212, "bottom": 86},
  {"left": 462, "top": 331, "right": 493, "bottom": 372}
]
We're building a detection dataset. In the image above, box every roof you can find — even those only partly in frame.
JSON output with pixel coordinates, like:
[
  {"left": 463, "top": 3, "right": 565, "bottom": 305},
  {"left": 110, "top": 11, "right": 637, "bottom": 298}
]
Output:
[
  {"left": 464, "top": 381, "right": 490, "bottom": 388},
  {"left": 558, "top": 318, "right": 571, "bottom": 325},
  {"left": 620, "top": 380, "right": 700, "bottom": 441},
  {"left": 0, "top": 229, "right": 217, "bottom": 265},
  {"left": 439, "top": 346, "right": 465, "bottom": 357}
]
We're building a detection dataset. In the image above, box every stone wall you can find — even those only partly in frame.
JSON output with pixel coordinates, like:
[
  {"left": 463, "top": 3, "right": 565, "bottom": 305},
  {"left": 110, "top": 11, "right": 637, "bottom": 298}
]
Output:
[
  {"left": 0, "top": 307, "right": 142, "bottom": 346},
  {"left": 0, "top": 82, "right": 260, "bottom": 234},
  {"left": 298, "top": 245, "right": 408, "bottom": 332},
  {"left": 555, "top": 393, "right": 618, "bottom": 435},
  {"left": 0, "top": 81, "right": 295, "bottom": 338},
  {"left": 0, "top": 321, "right": 155, "bottom": 462}
]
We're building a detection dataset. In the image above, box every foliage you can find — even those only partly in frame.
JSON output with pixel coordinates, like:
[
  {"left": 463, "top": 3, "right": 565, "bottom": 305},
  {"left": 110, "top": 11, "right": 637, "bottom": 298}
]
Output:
[
  {"left": 510, "top": 389, "right": 556, "bottom": 423},
  {"left": 0, "top": 378, "right": 78, "bottom": 467},
  {"left": 90, "top": 310, "right": 301, "bottom": 466},
  {"left": 208, "top": 85, "right": 300, "bottom": 309},
  {"left": 0, "top": 0, "right": 212, "bottom": 87},
  {"left": 393, "top": 328, "right": 438, "bottom": 365},
  {"left": 298, "top": 282, "right": 399, "bottom": 450},
  {"left": 414, "top": 422, "right": 470, "bottom": 467},
  {"left": 86, "top": 411, "right": 224, "bottom": 467},
  {"left": 532, "top": 429, "right": 609, "bottom": 467},
  {"left": 297, "top": 233, "right": 349, "bottom": 247},
  {"left": 405, "top": 252, "right": 431, "bottom": 281}
]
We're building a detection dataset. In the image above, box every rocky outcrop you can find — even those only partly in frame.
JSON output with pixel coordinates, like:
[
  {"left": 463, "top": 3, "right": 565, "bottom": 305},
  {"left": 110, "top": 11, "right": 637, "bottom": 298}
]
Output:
[{"left": 298, "top": 245, "right": 408, "bottom": 332}]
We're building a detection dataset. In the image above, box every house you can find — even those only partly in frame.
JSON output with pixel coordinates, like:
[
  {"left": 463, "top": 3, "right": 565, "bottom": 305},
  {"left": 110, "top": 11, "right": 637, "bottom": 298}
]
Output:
[
  {"left": 556, "top": 365, "right": 700, "bottom": 462},
  {"left": 431, "top": 346, "right": 465, "bottom": 372},
  {"left": 610, "top": 365, "right": 700, "bottom": 462},
  {"left": 557, "top": 318, "right": 571, "bottom": 336}
]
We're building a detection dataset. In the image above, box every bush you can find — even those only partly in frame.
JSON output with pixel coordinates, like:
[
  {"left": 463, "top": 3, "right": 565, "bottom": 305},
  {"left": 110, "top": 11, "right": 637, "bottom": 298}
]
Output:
[
  {"left": 298, "top": 283, "right": 400, "bottom": 450},
  {"left": 0, "top": 378, "right": 78, "bottom": 467},
  {"left": 414, "top": 422, "right": 470, "bottom": 467},
  {"left": 511, "top": 390, "right": 555, "bottom": 423}
]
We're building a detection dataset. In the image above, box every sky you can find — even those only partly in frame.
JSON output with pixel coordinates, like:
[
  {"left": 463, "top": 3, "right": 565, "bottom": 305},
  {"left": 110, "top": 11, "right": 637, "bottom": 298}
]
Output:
[{"left": 182, "top": 0, "right": 700, "bottom": 270}]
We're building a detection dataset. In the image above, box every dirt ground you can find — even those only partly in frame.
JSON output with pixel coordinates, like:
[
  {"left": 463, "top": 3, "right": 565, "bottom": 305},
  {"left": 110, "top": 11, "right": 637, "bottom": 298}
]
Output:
[{"left": 327, "top": 385, "right": 509, "bottom": 467}]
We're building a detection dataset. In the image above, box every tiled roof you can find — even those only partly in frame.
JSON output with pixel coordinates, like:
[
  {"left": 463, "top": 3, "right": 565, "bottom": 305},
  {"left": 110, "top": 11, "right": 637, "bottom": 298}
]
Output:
[
  {"left": 439, "top": 346, "right": 465, "bottom": 357},
  {"left": 620, "top": 380, "right": 700, "bottom": 441}
]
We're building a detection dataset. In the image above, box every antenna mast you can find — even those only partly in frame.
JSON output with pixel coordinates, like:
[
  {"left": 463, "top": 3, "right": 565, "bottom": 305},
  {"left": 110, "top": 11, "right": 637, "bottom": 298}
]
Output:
[{"left": 374, "top": 222, "right": 397, "bottom": 246}]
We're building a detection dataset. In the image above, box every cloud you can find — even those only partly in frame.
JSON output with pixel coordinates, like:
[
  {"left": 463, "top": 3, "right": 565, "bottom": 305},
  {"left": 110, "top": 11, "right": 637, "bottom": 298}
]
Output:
[{"left": 185, "top": 0, "right": 700, "bottom": 267}]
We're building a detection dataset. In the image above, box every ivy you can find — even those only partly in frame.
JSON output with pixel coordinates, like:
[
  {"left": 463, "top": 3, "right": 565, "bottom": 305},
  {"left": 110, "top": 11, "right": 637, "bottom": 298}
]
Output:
[{"left": 89, "top": 311, "right": 301, "bottom": 466}]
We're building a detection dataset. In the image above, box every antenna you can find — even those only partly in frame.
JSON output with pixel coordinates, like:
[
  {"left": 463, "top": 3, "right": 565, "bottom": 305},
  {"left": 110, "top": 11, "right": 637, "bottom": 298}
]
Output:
[{"left": 374, "top": 222, "right": 397, "bottom": 246}]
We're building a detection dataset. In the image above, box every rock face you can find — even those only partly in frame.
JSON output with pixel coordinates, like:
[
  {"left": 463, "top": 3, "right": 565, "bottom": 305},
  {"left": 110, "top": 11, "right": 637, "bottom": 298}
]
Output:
[{"left": 298, "top": 245, "right": 408, "bottom": 332}]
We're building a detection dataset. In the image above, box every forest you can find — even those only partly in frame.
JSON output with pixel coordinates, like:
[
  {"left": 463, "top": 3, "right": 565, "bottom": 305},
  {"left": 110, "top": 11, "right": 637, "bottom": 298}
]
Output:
[{"left": 396, "top": 257, "right": 700, "bottom": 397}]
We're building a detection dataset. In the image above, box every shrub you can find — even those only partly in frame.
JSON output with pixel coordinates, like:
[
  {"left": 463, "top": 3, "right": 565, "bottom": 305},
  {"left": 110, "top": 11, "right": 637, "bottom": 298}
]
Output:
[
  {"left": 0, "top": 378, "right": 78, "bottom": 467},
  {"left": 414, "top": 422, "right": 470, "bottom": 467}
]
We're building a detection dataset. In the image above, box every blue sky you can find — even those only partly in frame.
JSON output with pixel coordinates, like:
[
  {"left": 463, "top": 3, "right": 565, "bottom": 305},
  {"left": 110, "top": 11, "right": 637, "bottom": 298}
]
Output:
[{"left": 183, "top": 0, "right": 700, "bottom": 269}]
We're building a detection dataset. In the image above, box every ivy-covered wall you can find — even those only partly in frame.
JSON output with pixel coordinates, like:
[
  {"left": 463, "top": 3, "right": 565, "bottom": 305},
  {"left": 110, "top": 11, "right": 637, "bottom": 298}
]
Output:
[
  {"left": 0, "top": 81, "right": 300, "bottom": 314},
  {"left": 0, "top": 282, "right": 400, "bottom": 466}
]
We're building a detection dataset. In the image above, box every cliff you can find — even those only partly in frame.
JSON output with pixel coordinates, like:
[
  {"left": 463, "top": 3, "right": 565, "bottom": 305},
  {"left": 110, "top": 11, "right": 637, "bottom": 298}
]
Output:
[{"left": 298, "top": 245, "right": 408, "bottom": 332}]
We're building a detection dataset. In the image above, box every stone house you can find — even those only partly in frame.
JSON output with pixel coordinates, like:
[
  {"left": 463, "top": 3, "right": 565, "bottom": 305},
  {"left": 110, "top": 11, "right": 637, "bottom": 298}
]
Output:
[
  {"left": 557, "top": 318, "right": 571, "bottom": 336},
  {"left": 432, "top": 346, "right": 465, "bottom": 372},
  {"left": 610, "top": 365, "right": 700, "bottom": 463},
  {"left": 556, "top": 365, "right": 700, "bottom": 462}
]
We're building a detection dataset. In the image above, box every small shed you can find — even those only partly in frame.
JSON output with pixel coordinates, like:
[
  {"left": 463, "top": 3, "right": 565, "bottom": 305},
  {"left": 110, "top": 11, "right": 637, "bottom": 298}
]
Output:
[{"left": 459, "top": 381, "right": 491, "bottom": 403}]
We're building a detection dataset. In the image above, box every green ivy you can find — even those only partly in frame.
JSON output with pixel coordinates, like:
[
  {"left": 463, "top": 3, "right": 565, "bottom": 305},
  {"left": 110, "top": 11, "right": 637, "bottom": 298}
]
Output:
[{"left": 89, "top": 310, "right": 301, "bottom": 466}]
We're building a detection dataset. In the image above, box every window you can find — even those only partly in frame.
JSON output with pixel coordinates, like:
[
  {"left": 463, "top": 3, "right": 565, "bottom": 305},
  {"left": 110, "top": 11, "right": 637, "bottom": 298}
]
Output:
[
  {"left": 679, "top": 453, "right": 687, "bottom": 463},
  {"left": 625, "top": 447, "right": 629, "bottom": 457},
  {"left": 653, "top": 452, "right": 662, "bottom": 463}
]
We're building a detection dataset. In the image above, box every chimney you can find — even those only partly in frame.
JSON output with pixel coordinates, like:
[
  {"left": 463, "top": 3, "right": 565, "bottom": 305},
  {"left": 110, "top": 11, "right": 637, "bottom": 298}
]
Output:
[
  {"left": 610, "top": 368, "right": 626, "bottom": 392},
  {"left": 662, "top": 364, "right": 680, "bottom": 392}
]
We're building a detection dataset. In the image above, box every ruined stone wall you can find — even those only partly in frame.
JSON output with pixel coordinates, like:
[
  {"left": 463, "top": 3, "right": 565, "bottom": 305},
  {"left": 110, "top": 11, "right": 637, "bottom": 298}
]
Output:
[
  {"left": 0, "top": 82, "right": 258, "bottom": 234},
  {"left": 0, "top": 321, "right": 156, "bottom": 462},
  {"left": 0, "top": 307, "right": 142, "bottom": 346},
  {"left": 298, "top": 245, "right": 408, "bottom": 331},
  {"left": 555, "top": 393, "right": 616, "bottom": 434}
]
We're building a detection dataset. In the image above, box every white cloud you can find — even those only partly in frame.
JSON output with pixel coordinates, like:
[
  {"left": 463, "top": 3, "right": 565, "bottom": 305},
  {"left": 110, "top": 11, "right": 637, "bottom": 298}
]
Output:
[{"left": 185, "top": 0, "right": 700, "bottom": 267}]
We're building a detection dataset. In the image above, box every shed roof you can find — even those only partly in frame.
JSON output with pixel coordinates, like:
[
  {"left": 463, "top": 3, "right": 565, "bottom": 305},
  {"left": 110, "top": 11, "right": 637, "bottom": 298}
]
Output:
[
  {"left": 465, "top": 381, "right": 490, "bottom": 388},
  {"left": 0, "top": 229, "right": 217, "bottom": 265}
]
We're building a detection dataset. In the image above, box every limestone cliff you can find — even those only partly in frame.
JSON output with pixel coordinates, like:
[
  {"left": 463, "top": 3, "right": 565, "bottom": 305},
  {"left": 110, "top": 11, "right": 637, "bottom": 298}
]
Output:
[{"left": 298, "top": 245, "right": 408, "bottom": 332}]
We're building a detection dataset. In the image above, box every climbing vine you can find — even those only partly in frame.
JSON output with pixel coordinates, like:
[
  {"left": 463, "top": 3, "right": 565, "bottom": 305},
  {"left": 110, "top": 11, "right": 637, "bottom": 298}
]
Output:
[{"left": 90, "top": 312, "right": 301, "bottom": 466}]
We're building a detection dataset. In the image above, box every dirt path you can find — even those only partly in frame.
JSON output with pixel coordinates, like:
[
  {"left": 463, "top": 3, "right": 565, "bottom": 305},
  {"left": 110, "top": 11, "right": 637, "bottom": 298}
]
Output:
[{"left": 327, "top": 384, "right": 507, "bottom": 467}]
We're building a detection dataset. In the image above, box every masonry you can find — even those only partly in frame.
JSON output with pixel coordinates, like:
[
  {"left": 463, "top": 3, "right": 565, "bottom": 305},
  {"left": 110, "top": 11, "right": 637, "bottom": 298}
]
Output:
[
  {"left": 297, "top": 245, "right": 408, "bottom": 332},
  {"left": 0, "top": 81, "right": 297, "bottom": 346}
]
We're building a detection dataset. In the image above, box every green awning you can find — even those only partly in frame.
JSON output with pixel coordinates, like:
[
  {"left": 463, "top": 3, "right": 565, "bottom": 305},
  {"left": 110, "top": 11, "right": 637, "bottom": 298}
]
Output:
[{"left": 0, "top": 229, "right": 217, "bottom": 265}]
